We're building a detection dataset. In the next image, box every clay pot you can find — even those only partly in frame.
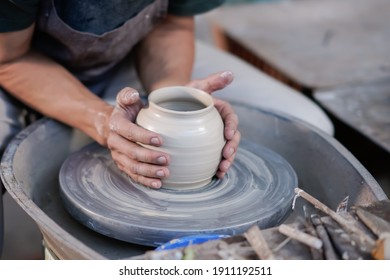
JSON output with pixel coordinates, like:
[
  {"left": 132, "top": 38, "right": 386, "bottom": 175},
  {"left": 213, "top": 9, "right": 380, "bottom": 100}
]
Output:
[{"left": 136, "top": 86, "right": 225, "bottom": 189}]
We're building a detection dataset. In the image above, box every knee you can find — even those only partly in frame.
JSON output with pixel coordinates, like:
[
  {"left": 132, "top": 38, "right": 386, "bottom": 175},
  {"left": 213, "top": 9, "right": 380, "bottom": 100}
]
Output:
[{"left": 0, "top": 89, "right": 26, "bottom": 153}]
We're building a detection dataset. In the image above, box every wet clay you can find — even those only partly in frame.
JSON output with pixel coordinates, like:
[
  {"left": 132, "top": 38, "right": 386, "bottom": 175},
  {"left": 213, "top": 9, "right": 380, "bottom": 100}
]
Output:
[{"left": 59, "top": 139, "right": 297, "bottom": 247}]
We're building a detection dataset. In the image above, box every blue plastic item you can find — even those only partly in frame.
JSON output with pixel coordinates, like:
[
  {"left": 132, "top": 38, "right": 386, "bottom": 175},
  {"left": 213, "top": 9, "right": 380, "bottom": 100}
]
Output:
[{"left": 155, "top": 234, "right": 229, "bottom": 251}]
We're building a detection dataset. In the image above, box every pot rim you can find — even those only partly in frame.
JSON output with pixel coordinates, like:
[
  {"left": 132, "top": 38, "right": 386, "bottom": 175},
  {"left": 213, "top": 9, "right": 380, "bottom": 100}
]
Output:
[{"left": 148, "top": 86, "right": 214, "bottom": 115}]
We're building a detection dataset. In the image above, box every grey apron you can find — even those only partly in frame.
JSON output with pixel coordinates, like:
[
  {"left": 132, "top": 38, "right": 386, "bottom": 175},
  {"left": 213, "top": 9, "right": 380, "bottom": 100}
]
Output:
[{"left": 33, "top": 0, "right": 168, "bottom": 85}]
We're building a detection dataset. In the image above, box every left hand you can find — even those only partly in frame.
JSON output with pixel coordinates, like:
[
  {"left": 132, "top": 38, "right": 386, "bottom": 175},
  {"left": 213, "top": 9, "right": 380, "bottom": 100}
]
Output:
[{"left": 187, "top": 71, "right": 241, "bottom": 178}]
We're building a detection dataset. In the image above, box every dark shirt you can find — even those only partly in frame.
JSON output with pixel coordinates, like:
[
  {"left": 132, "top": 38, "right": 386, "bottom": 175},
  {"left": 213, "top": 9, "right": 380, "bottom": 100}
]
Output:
[{"left": 0, "top": 0, "right": 225, "bottom": 33}]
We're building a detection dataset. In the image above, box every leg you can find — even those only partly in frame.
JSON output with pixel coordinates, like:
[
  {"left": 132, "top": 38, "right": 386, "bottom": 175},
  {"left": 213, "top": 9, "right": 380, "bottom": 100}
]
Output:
[
  {"left": 0, "top": 88, "right": 28, "bottom": 194},
  {"left": 192, "top": 41, "right": 334, "bottom": 135},
  {"left": 0, "top": 89, "right": 27, "bottom": 155},
  {"left": 0, "top": 87, "right": 28, "bottom": 256}
]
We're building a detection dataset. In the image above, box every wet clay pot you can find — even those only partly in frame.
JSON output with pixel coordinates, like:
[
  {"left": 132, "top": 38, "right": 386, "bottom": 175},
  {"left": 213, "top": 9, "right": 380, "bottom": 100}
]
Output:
[{"left": 136, "top": 86, "right": 225, "bottom": 189}]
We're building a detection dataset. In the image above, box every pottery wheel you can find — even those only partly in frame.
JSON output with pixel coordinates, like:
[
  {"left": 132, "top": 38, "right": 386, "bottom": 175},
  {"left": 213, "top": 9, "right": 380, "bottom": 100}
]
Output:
[{"left": 59, "top": 139, "right": 298, "bottom": 247}]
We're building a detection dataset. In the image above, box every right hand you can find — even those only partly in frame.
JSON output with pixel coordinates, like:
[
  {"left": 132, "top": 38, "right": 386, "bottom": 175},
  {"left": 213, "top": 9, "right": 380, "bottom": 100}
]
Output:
[{"left": 106, "top": 87, "right": 170, "bottom": 188}]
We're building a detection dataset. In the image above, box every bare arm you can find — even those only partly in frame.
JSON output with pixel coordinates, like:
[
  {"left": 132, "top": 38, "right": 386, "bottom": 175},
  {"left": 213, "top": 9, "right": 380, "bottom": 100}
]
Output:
[
  {"left": 0, "top": 25, "right": 113, "bottom": 145},
  {"left": 0, "top": 24, "right": 169, "bottom": 188},
  {"left": 0, "top": 25, "right": 33, "bottom": 64},
  {"left": 134, "top": 15, "right": 195, "bottom": 92},
  {"left": 0, "top": 16, "right": 240, "bottom": 189},
  {"left": 106, "top": 15, "right": 197, "bottom": 188}
]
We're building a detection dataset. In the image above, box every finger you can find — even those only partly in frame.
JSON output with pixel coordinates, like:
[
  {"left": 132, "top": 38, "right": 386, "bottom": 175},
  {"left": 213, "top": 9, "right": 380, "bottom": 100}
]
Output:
[
  {"left": 107, "top": 132, "right": 170, "bottom": 165},
  {"left": 112, "top": 151, "right": 170, "bottom": 188},
  {"left": 115, "top": 88, "right": 144, "bottom": 121},
  {"left": 216, "top": 129, "right": 241, "bottom": 179},
  {"left": 216, "top": 149, "right": 238, "bottom": 179},
  {"left": 214, "top": 98, "right": 239, "bottom": 140},
  {"left": 120, "top": 164, "right": 163, "bottom": 189},
  {"left": 189, "top": 71, "right": 234, "bottom": 93},
  {"left": 111, "top": 147, "right": 170, "bottom": 179},
  {"left": 222, "top": 130, "right": 241, "bottom": 160},
  {"left": 216, "top": 158, "right": 234, "bottom": 179},
  {"left": 116, "top": 87, "right": 141, "bottom": 107},
  {"left": 109, "top": 113, "right": 163, "bottom": 146}
]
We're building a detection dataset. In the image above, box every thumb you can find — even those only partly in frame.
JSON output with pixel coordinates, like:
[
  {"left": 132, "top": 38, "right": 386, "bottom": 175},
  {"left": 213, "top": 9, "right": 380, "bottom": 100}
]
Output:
[
  {"left": 116, "top": 87, "right": 140, "bottom": 107},
  {"left": 189, "top": 71, "right": 234, "bottom": 94}
]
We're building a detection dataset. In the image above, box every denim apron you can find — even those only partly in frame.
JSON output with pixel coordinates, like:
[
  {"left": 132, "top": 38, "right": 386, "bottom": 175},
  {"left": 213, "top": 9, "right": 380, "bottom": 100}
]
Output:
[{"left": 33, "top": 0, "right": 168, "bottom": 85}]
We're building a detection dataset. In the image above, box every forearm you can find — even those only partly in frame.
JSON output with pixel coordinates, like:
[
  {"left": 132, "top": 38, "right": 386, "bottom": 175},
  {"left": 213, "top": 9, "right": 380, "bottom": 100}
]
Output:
[
  {"left": 0, "top": 50, "right": 113, "bottom": 145},
  {"left": 134, "top": 15, "right": 195, "bottom": 92}
]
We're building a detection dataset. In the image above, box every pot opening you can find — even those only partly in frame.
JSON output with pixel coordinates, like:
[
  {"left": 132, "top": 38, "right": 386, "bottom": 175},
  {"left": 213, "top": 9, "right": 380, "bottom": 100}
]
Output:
[
  {"left": 149, "top": 87, "right": 213, "bottom": 113},
  {"left": 157, "top": 98, "right": 206, "bottom": 112}
]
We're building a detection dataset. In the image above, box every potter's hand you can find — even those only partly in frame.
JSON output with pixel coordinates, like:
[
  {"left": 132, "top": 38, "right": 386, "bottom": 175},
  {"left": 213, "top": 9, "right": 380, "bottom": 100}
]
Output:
[
  {"left": 187, "top": 71, "right": 241, "bottom": 178},
  {"left": 107, "top": 87, "right": 170, "bottom": 188}
]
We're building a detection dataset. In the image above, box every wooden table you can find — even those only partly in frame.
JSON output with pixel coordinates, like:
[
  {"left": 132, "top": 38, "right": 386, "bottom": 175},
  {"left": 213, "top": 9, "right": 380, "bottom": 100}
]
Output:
[
  {"left": 208, "top": 0, "right": 390, "bottom": 153},
  {"left": 315, "top": 78, "right": 390, "bottom": 153},
  {"left": 210, "top": 0, "right": 390, "bottom": 92}
]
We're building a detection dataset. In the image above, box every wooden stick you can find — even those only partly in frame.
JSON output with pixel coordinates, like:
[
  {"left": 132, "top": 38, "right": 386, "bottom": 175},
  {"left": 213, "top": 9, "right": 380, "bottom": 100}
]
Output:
[
  {"left": 355, "top": 207, "right": 390, "bottom": 237},
  {"left": 278, "top": 224, "right": 323, "bottom": 250},
  {"left": 272, "top": 236, "right": 292, "bottom": 253},
  {"left": 244, "top": 225, "right": 275, "bottom": 260},
  {"left": 294, "top": 188, "right": 375, "bottom": 250},
  {"left": 311, "top": 214, "right": 339, "bottom": 259},
  {"left": 303, "top": 205, "right": 324, "bottom": 260},
  {"left": 320, "top": 216, "right": 365, "bottom": 260},
  {"left": 372, "top": 233, "right": 390, "bottom": 260}
]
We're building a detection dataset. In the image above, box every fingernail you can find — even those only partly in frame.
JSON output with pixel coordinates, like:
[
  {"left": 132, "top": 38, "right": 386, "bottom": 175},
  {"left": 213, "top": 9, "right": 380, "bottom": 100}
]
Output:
[
  {"left": 157, "top": 156, "right": 167, "bottom": 164},
  {"left": 124, "top": 90, "right": 139, "bottom": 102},
  {"left": 228, "top": 147, "right": 234, "bottom": 157},
  {"left": 222, "top": 161, "right": 231, "bottom": 171},
  {"left": 156, "top": 170, "right": 165, "bottom": 177},
  {"left": 226, "top": 129, "right": 235, "bottom": 139},
  {"left": 151, "top": 181, "right": 161, "bottom": 188},
  {"left": 151, "top": 137, "right": 161, "bottom": 145},
  {"left": 220, "top": 71, "right": 234, "bottom": 84}
]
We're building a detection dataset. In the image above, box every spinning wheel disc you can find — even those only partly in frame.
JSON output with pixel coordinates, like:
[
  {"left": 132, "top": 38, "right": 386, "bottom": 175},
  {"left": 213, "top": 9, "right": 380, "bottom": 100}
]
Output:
[{"left": 59, "top": 140, "right": 297, "bottom": 247}]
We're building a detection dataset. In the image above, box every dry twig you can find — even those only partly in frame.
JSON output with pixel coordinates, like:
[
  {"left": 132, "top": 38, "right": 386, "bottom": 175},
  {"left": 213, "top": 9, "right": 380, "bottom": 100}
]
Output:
[
  {"left": 244, "top": 226, "right": 275, "bottom": 260},
  {"left": 311, "top": 214, "right": 339, "bottom": 259},
  {"left": 294, "top": 188, "right": 375, "bottom": 252},
  {"left": 278, "top": 224, "right": 323, "bottom": 250}
]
